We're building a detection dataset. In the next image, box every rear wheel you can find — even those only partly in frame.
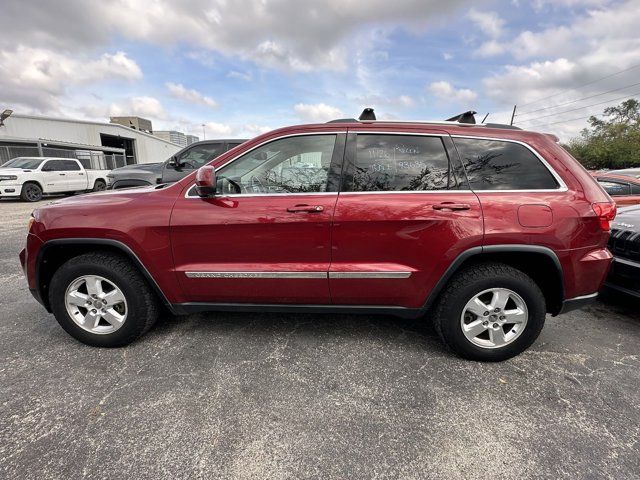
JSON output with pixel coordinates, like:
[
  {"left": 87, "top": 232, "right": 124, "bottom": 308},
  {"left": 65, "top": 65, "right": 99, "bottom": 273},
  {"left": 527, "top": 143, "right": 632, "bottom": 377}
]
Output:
[
  {"left": 92, "top": 180, "right": 106, "bottom": 192},
  {"left": 433, "top": 263, "right": 546, "bottom": 361},
  {"left": 20, "top": 182, "right": 43, "bottom": 202},
  {"left": 49, "top": 252, "right": 159, "bottom": 347}
]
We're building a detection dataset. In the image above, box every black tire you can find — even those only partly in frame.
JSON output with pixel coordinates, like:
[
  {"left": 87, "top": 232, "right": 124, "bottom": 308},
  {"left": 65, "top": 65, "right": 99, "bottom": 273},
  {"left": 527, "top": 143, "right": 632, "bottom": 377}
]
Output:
[
  {"left": 49, "top": 252, "right": 159, "bottom": 347},
  {"left": 433, "top": 262, "right": 546, "bottom": 362},
  {"left": 20, "top": 182, "right": 43, "bottom": 202},
  {"left": 92, "top": 180, "right": 106, "bottom": 192}
]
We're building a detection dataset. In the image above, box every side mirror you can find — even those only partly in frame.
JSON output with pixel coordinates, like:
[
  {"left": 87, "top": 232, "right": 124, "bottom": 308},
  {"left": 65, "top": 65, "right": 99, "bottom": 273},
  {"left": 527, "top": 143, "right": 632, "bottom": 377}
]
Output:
[
  {"left": 195, "top": 166, "right": 217, "bottom": 197},
  {"left": 168, "top": 156, "right": 182, "bottom": 168}
]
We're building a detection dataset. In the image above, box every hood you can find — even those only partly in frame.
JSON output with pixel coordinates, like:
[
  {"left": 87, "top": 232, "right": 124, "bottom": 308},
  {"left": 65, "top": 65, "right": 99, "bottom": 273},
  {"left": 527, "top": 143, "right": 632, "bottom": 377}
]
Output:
[
  {"left": 108, "top": 162, "right": 163, "bottom": 175},
  {"left": 0, "top": 167, "right": 33, "bottom": 174},
  {"left": 612, "top": 205, "right": 640, "bottom": 233},
  {"left": 46, "top": 184, "right": 163, "bottom": 207}
]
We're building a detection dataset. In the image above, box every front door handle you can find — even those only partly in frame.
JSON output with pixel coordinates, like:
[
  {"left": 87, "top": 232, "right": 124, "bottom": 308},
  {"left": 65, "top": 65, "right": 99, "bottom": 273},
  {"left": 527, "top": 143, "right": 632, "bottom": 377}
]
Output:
[
  {"left": 58, "top": 173, "right": 66, "bottom": 176},
  {"left": 432, "top": 202, "right": 471, "bottom": 211},
  {"left": 287, "top": 204, "right": 324, "bottom": 213}
]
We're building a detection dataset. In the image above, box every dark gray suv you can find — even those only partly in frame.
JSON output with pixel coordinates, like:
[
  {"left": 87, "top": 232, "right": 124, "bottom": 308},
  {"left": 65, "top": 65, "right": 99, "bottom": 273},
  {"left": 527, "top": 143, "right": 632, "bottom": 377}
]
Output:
[{"left": 107, "top": 139, "right": 247, "bottom": 189}]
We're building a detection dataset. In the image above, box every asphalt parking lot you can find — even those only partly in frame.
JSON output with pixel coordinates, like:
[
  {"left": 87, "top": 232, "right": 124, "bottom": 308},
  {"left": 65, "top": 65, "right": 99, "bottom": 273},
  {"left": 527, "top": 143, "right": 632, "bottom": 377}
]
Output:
[{"left": 1, "top": 197, "right": 639, "bottom": 479}]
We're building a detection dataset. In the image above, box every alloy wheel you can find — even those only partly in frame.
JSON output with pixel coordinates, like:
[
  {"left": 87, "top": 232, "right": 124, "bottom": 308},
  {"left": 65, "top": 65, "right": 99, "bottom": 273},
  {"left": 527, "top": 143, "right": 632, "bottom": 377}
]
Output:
[
  {"left": 460, "top": 288, "right": 528, "bottom": 349},
  {"left": 64, "top": 275, "right": 128, "bottom": 334}
]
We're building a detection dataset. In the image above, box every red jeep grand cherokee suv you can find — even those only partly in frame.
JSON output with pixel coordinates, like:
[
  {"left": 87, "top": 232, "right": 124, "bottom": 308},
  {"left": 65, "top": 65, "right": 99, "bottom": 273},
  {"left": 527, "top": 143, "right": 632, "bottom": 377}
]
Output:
[{"left": 19, "top": 118, "right": 615, "bottom": 361}]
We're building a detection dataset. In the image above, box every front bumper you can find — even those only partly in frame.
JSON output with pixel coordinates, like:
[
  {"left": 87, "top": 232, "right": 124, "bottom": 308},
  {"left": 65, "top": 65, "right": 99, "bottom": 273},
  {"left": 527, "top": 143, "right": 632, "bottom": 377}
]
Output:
[
  {"left": 0, "top": 184, "right": 21, "bottom": 197},
  {"left": 604, "top": 256, "right": 640, "bottom": 298}
]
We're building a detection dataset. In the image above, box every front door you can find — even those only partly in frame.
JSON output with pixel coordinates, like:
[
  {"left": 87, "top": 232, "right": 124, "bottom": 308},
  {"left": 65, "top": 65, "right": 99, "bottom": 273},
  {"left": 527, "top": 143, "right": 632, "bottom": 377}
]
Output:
[
  {"left": 170, "top": 133, "right": 345, "bottom": 304},
  {"left": 329, "top": 131, "right": 484, "bottom": 308},
  {"left": 40, "top": 160, "right": 70, "bottom": 193}
]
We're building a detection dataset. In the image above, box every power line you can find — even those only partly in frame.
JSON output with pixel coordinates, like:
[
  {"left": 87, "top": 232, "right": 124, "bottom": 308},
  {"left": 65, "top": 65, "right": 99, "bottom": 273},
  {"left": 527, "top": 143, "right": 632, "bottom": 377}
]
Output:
[
  {"left": 515, "top": 92, "right": 640, "bottom": 124},
  {"left": 524, "top": 114, "right": 596, "bottom": 129},
  {"left": 516, "top": 81, "right": 640, "bottom": 117},
  {"left": 517, "top": 62, "right": 640, "bottom": 108}
]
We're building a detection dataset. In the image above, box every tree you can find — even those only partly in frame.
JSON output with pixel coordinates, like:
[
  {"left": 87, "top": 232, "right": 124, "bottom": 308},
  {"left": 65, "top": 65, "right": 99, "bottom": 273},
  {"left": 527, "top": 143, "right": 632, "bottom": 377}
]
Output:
[{"left": 565, "top": 99, "right": 640, "bottom": 169}]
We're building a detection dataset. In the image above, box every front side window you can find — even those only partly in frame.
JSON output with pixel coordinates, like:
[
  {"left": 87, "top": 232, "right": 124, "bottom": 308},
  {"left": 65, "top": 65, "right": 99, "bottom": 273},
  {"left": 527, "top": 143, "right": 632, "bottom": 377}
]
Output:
[
  {"left": 216, "top": 135, "right": 336, "bottom": 194},
  {"left": 347, "top": 135, "right": 452, "bottom": 192},
  {"left": 598, "top": 180, "right": 631, "bottom": 196},
  {"left": 454, "top": 138, "right": 559, "bottom": 190},
  {"left": 178, "top": 144, "right": 227, "bottom": 168},
  {"left": 60, "top": 160, "right": 81, "bottom": 171},
  {"left": 42, "top": 160, "right": 66, "bottom": 172}
]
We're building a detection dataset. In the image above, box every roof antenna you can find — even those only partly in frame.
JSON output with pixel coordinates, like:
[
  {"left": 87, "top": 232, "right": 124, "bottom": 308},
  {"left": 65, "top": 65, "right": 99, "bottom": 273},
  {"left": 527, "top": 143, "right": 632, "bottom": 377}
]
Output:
[
  {"left": 481, "top": 113, "right": 489, "bottom": 123},
  {"left": 359, "top": 108, "right": 376, "bottom": 121}
]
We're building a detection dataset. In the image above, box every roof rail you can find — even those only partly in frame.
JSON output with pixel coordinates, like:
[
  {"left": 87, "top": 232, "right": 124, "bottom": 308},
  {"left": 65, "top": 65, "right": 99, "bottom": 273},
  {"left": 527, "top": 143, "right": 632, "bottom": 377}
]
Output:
[{"left": 326, "top": 107, "right": 521, "bottom": 130}]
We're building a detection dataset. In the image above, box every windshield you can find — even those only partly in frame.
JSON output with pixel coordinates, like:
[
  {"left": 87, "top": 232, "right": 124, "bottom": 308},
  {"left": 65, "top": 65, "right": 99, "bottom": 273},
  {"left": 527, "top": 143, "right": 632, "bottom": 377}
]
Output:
[{"left": 2, "top": 158, "right": 45, "bottom": 169}]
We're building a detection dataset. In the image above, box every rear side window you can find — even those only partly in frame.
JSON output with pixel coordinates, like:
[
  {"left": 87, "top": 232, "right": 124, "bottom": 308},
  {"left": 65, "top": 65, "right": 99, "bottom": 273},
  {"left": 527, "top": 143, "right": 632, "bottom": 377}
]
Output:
[
  {"left": 454, "top": 138, "right": 559, "bottom": 190},
  {"left": 60, "top": 160, "right": 81, "bottom": 171},
  {"left": 347, "top": 134, "right": 453, "bottom": 192}
]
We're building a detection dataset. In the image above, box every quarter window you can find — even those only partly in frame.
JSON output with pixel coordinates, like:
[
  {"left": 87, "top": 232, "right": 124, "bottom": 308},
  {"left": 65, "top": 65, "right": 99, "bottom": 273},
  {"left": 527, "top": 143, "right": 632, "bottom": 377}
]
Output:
[
  {"left": 217, "top": 135, "right": 336, "bottom": 194},
  {"left": 454, "top": 138, "right": 559, "bottom": 190},
  {"left": 347, "top": 135, "right": 453, "bottom": 192}
]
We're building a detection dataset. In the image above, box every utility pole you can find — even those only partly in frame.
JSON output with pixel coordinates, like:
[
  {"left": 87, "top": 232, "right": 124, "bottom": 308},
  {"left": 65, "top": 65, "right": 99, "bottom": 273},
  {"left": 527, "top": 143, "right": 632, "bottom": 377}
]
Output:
[{"left": 510, "top": 105, "right": 517, "bottom": 126}]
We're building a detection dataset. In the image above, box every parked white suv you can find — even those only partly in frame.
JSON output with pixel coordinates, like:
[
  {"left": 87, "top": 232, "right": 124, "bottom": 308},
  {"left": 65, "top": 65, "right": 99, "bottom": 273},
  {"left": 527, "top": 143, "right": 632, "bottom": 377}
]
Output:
[{"left": 0, "top": 157, "right": 110, "bottom": 202}]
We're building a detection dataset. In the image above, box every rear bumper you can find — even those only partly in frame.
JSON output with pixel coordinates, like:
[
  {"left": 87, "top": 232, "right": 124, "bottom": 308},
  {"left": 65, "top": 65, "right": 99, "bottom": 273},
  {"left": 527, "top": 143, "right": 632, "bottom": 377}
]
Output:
[
  {"left": 604, "top": 256, "right": 640, "bottom": 298},
  {"left": 558, "top": 292, "right": 598, "bottom": 315}
]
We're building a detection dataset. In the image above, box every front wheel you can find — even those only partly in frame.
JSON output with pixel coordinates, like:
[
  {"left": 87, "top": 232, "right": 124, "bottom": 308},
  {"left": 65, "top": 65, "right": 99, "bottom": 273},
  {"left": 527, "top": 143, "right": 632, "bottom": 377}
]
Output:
[
  {"left": 49, "top": 252, "right": 159, "bottom": 347},
  {"left": 433, "top": 263, "right": 546, "bottom": 361},
  {"left": 20, "top": 182, "right": 43, "bottom": 202}
]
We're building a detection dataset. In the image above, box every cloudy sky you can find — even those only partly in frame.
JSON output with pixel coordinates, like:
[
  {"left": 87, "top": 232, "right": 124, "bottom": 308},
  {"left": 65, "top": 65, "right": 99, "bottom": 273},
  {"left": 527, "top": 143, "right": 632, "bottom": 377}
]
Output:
[{"left": 1, "top": 0, "right": 639, "bottom": 140}]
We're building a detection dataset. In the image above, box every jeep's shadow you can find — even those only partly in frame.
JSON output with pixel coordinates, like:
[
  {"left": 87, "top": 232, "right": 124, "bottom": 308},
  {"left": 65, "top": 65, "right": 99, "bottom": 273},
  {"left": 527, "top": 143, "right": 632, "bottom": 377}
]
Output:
[{"left": 150, "top": 310, "right": 445, "bottom": 354}]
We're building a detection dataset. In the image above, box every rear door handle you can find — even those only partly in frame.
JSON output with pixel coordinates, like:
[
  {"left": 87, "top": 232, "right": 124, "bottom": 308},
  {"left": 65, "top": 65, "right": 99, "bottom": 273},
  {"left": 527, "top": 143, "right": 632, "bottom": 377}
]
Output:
[
  {"left": 287, "top": 204, "right": 324, "bottom": 213},
  {"left": 58, "top": 173, "right": 66, "bottom": 176},
  {"left": 432, "top": 202, "right": 471, "bottom": 211}
]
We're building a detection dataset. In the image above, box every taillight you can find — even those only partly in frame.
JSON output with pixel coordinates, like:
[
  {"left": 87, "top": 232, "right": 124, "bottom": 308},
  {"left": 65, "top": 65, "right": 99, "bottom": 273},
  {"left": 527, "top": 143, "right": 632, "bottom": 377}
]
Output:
[{"left": 592, "top": 202, "right": 616, "bottom": 231}]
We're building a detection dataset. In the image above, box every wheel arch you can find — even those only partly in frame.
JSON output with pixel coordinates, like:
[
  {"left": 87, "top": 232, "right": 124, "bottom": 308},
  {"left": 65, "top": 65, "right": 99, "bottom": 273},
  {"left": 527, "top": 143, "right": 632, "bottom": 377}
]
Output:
[
  {"left": 36, "top": 238, "right": 174, "bottom": 313},
  {"left": 22, "top": 179, "right": 44, "bottom": 190},
  {"left": 423, "top": 245, "right": 565, "bottom": 316}
]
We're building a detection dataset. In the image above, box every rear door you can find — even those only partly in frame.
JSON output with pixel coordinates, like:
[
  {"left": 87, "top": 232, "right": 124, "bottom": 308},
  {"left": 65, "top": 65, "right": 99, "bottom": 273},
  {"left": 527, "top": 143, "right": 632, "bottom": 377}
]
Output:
[
  {"left": 329, "top": 130, "right": 483, "bottom": 308},
  {"left": 61, "top": 160, "right": 86, "bottom": 190}
]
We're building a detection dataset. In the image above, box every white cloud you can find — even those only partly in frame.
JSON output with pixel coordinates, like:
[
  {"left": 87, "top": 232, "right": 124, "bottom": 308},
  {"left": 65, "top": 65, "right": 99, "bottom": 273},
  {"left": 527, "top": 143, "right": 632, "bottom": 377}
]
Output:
[
  {"left": 467, "top": 9, "right": 505, "bottom": 38},
  {"left": 428, "top": 81, "right": 477, "bottom": 104},
  {"left": 0, "top": 0, "right": 473, "bottom": 73},
  {"left": 0, "top": 46, "right": 141, "bottom": 112},
  {"left": 166, "top": 82, "right": 218, "bottom": 109},
  {"left": 443, "top": 52, "right": 453, "bottom": 60},
  {"left": 204, "top": 122, "right": 233, "bottom": 136},
  {"left": 106, "top": 96, "right": 166, "bottom": 120},
  {"left": 294, "top": 103, "right": 344, "bottom": 123},
  {"left": 476, "top": 40, "right": 506, "bottom": 57},
  {"left": 227, "top": 70, "right": 252, "bottom": 81},
  {"left": 480, "top": 0, "right": 640, "bottom": 139}
]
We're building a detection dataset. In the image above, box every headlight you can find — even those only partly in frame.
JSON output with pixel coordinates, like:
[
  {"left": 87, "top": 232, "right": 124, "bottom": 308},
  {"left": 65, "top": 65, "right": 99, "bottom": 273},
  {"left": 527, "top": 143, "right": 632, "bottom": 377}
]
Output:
[{"left": 0, "top": 175, "right": 18, "bottom": 181}]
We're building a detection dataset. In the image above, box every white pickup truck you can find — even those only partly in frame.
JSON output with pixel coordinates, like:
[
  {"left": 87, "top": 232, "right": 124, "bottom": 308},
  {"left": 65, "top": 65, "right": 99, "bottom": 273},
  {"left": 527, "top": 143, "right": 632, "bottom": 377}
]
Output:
[{"left": 0, "top": 157, "right": 110, "bottom": 202}]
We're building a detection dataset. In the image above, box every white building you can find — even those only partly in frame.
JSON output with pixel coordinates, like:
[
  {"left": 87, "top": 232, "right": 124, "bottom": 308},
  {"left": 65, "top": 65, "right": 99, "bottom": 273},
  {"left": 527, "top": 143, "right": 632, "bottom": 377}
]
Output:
[
  {"left": 0, "top": 114, "right": 182, "bottom": 167},
  {"left": 155, "top": 130, "right": 187, "bottom": 147}
]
